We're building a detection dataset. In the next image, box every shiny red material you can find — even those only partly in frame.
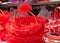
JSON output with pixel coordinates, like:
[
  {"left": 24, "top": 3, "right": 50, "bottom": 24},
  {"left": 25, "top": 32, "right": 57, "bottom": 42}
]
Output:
[
  {"left": 5, "top": 3, "right": 47, "bottom": 43},
  {"left": 5, "top": 16, "right": 46, "bottom": 43},
  {"left": 0, "top": 3, "right": 47, "bottom": 43}
]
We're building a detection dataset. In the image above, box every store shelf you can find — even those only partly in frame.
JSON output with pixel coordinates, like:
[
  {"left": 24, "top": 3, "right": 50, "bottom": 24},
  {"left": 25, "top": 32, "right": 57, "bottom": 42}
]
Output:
[
  {"left": 0, "top": 2, "right": 19, "bottom": 7},
  {"left": 0, "top": 2, "right": 19, "bottom": 10},
  {"left": 32, "top": 1, "right": 60, "bottom": 6},
  {"left": 0, "top": 2, "right": 32, "bottom": 10}
]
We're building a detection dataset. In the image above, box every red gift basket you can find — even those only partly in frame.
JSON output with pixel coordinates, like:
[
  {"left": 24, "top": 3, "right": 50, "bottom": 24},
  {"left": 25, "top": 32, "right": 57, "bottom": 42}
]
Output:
[
  {"left": 51, "top": 6, "right": 60, "bottom": 19},
  {"left": 43, "top": 6, "right": 60, "bottom": 43},
  {"left": 0, "top": 3, "right": 47, "bottom": 43}
]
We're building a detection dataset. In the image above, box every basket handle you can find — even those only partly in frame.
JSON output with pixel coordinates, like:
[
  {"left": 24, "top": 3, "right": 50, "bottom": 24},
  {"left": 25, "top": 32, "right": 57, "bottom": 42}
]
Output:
[
  {"left": 28, "top": 11, "right": 38, "bottom": 24},
  {"left": 0, "top": 10, "right": 5, "bottom": 16},
  {"left": 53, "top": 6, "right": 60, "bottom": 20},
  {"left": 12, "top": 6, "right": 38, "bottom": 24}
]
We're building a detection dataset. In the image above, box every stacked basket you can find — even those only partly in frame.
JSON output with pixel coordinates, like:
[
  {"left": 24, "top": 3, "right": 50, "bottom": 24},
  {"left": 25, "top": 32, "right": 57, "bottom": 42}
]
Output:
[{"left": 43, "top": 6, "right": 60, "bottom": 43}]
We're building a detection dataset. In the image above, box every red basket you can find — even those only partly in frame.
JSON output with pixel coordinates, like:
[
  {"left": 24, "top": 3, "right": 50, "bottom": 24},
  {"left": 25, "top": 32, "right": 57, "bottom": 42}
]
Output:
[
  {"left": 5, "top": 11, "right": 46, "bottom": 43},
  {"left": 6, "top": 3, "right": 48, "bottom": 43},
  {"left": 44, "top": 6, "right": 60, "bottom": 43},
  {"left": 0, "top": 3, "right": 47, "bottom": 43}
]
